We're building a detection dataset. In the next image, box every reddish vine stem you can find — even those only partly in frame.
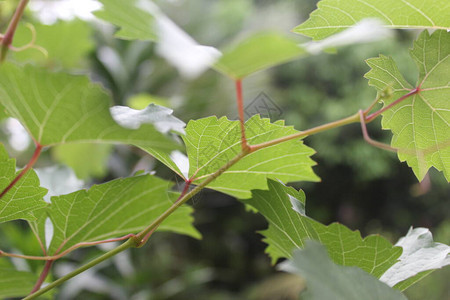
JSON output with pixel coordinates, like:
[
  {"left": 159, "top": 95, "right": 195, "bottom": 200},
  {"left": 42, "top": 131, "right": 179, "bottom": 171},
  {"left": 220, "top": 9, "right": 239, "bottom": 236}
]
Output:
[
  {"left": 0, "top": 233, "right": 139, "bottom": 261},
  {"left": 140, "top": 179, "right": 193, "bottom": 245},
  {"left": 235, "top": 80, "right": 249, "bottom": 150},
  {"left": 0, "top": 0, "right": 29, "bottom": 62},
  {"left": 30, "top": 260, "right": 53, "bottom": 294},
  {"left": 139, "top": 228, "right": 157, "bottom": 247},
  {"left": 365, "top": 87, "right": 420, "bottom": 122},
  {"left": 359, "top": 110, "right": 398, "bottom": 152},
  {"left": 176, "top": 179, "right": 192, "bottom": 203},
  {"left": 0, "top": 143, "right": 43, "bottom": 198}
]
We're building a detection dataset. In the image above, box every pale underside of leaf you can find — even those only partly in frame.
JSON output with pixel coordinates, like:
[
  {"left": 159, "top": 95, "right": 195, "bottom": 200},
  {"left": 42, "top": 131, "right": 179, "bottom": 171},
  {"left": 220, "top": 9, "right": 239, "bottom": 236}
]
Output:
[
  {"left": 380, "top": 227, "right": 450, "bottom": 289},
  {"left": 294, "top": 0, "right": 450, "bottom": 40},
  {"left": 279, "top": 241, "right": 407, "bottom": 300}
]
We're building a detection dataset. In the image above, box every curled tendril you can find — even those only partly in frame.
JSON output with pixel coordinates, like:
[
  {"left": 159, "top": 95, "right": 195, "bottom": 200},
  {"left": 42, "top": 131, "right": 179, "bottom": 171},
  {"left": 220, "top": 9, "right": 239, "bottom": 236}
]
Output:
[{"left": 9, "top": 23, "right": 48, "bottom": 58}]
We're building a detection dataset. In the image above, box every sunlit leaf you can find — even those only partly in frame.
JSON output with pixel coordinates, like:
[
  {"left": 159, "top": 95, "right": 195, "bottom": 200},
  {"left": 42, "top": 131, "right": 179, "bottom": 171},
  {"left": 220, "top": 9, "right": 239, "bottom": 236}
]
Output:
[
  {"left": 38, "top": 174, "right": 200, "bottom": 254},
  {"left": 0, "top": 63, "right": 181, "bottom": 155},
  {"left": 294, "top": 0, "right": 450, "bottom": 40},
  {"left": 0, "top": 144, "right": 47, "bottom": 223},
  {"left": 279, "top": 241, "right": 407, "bottom": 300},
  {"left": 214, "top": 33, "right": 306, "bottom": 79},
  {"left": 184, "top": 116, "right": 319, "bottom": 199},
  {"left": 365, "top": 30, "right": 450, "bottom": 181},
  {"left": 245, "top": 179, "right": 401, "bottom": 277}
]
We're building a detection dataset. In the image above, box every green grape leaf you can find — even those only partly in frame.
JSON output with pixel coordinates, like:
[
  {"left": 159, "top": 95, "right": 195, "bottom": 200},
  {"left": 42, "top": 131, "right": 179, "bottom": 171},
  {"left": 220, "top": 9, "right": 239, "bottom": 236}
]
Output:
[
  {"left": 279, "top": 241, "right": 407, "bottom": 300},
  {"left": 0, "top": 268, "right": 38, "bottom": 298},
  {"left": 184, "top": 116, "right": 319, "bottom": 199},
  {"left": 294, "top": 0, "right": 450, "bottom": 40},
  {"left": 214, "top": 33, "right": 306, "bottom": 79},
  {"left": 0, "top": 63, "right": 181, "bottom": 155},
  {"left": 94, "top": 0, "right": 156, "bottom": 40},
  {"left": 52, "top": 143, "right": 113, "bottom": 179},
  {"left": 13, "top": 19, "right": 93, "bottom": 68},
  {"left": 40, "top": 174, "right": 199, "bottom": 254},
  {"left": 245, "top": 179, "right": 401, "bottom": 277},
  {"left": 380, "top": 227, "right": 450, "bottom": 290},
  {"left": 0, "top": 144, "right": 47, "bottom": 223},
  {"left": 365, "top": 30, "right": 450, "bottom": 181}
]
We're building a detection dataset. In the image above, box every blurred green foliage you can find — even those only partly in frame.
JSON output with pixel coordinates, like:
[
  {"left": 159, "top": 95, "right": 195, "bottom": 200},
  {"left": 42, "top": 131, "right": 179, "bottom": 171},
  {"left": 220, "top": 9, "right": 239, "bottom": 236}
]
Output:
[{"left": 0, "top": 0, "right": 448, "bottom": 299}]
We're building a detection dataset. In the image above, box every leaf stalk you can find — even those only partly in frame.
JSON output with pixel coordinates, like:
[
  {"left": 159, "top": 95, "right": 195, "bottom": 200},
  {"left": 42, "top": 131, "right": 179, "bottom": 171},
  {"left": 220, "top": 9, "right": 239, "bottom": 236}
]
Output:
[{"left": 0, "top": 0, "right": 29, "bottom": 62}]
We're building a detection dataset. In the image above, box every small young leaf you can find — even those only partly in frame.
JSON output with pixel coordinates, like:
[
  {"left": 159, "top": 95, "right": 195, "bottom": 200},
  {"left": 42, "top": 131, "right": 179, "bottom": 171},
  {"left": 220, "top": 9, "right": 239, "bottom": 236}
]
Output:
[
  {"left": 365, "top": 30, "right": 450, "bottom": 181},
  {"left": 214, "top": 33, "right": 306, "bottom": 79},
  {"left": 0, "top": 63, "right": 181, "bottom": 155},
  {"left": 380, "top": 227, "right": 450, "bottom": 289},
  {"left": 279, "top": 241, "right": 407, "bottom": 300},
  {"left": 0, "top": 268, "right": 38, "bottom": 298},
  {"left": 294, "top": 0, "right": 450, "bottom": 40},
  {"left": 245, "top": 179, "right": 401, "bottom": 277},
  {"left": 39, "top": 174, "right": 199, "bottom": 254},
  {"left": 0, "top": 144, "right": 47, "bottom": 223},
  {"left": 184, "top": 116, "right": 319, "bottom": 199}
]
